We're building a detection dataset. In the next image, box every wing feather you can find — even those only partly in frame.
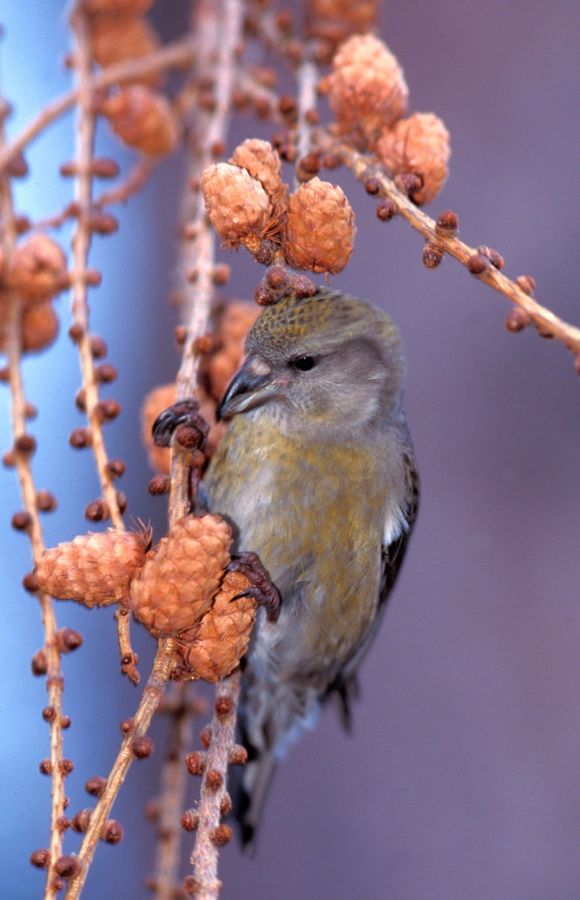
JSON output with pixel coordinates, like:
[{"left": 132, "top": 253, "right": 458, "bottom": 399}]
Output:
[{"left": 325, "top": 449, "right": 419, "bottom": 728}]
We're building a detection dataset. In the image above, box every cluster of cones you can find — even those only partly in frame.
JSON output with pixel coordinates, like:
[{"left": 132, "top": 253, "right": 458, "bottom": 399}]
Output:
[
  {"left": 35, "top": 514, "right": 259, "bottom": 683},
  {"left": 201, "top": 139, "right": 356, "bottom": 276},
  {"left": 35, "top": 295, "right": 264, "bottom": 683},
  {"left": 321, "top": 33, "right": 451, "bottom": 205}
]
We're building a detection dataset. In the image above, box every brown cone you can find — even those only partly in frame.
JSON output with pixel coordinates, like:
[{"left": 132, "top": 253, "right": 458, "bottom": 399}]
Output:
[
  {"left": 21, "top": 302, "right": 59, "bottom": 353},
  {"left": 82, "top": 0, "right": 153, "bottom": 12},
  {"left": 128, "top": 515, "right": 232, "bottom": 637},
  {"left": 102, "top": 86, "right": 179, "bottom": 156},
  {"left": 305, "top": 0, "right": 379, "bottom": 50},
  {"left": 201, "top": 163, "right": 272, "bottom": 248},
  {"left": 176, "top": 570, "right": 257, "bottom": 682},
  {"left": 228, "top": 142, "right": 288, "bottom": 249},
  {"left": 89, "top": 14, "right": 161, "bottom": 85},
  {"left": 8, "top": 235, "right": 68, "bottom": 304},
  {"left": 376, "top": 113, "right": 451, "bottom": 205},
  {"left": 285, "top": 178, "right": 355, "bottom": 274},
  {"left": 229, "top": 139, "right": 286, "bottom": 205},
  {"left": 326, "top": 34, "right": 408, "bottom": 146},
  {"left": 35, "top": 528, "right": 150, "bottom": 607}
]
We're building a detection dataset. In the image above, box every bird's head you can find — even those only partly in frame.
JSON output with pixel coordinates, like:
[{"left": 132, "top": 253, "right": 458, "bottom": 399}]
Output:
[{"left": 217, "top": 288, "right": 406, "bottom": 435}]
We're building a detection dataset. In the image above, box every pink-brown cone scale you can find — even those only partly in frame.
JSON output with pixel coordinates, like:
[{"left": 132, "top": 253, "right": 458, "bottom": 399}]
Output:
[
  {"left": 35, "top": 529, "right": 149, "bottom": 607},
  {"left": 128, "top": 514, "right": 232, "bottom": 637},
  {"left": 177, "top": 570, "right": 257, "bottom": 682}
]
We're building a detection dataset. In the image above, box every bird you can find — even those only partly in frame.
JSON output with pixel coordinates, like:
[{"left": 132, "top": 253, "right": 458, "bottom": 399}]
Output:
[{"left": 201, "top": 286, "right": 419, "bottom": 850}]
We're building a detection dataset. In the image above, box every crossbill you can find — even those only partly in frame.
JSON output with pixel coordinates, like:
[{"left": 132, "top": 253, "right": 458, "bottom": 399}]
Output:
[{"left": 202, "top": 287, "right": 419, "bottom": 849}]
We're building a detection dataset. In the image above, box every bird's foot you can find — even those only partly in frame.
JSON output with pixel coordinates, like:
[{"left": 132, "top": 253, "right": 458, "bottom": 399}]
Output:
[
  {"left": 227, "top": 552, "right": 282, "bottom": 624},
  {"left": 152, "top": 398, "right": 209, "bottom": 451}
]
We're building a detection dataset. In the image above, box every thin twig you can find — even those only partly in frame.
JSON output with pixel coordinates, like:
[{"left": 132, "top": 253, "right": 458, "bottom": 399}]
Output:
[
  {"left": 296, "top": 55, "right": 318, "bottom": 165},
  {"left": 175, "top": 6, "right": 219, "bottom": 399},
  {"left": 95, "top": 155, "right": 157, "bottom": 208},
  {"left": 322, "top": 137, "right": 580, "bottom": 359},
  {"left": 248, "top": 3, "right": 297, "bottom": 66},
  {"left": 65, "top": 638, "right": 177, "bottom": 900},
  {"left": 237, "top": 71, "right": 284, "bottom": 124},
  {"left": 0, "top": 108, "right": 66, "bottom": 900},
  {"left": 31, "top": 157, "right": 157, "bottom": 232},
  {"left": 168, "top": 0, "right": 222, "bottom": 523},
  {"left": 0, "top": 37, "right": 196, "bottom": 172},
  {"left": 151, "top": 684, "right": 201, "bottom": 899},
  {"left": 171, "top": 0, "right": 236, "bottom": 505},
  {"left": 30, "top": 201, "right": 79, "bottom": 232},
  {"left": 173, "top": 1, "right": 246, "bottom": 894},
  {"left": 189, "top": 672, "right": 242, "bottom": 900},
  {"left": 67, "top": 6, "right": 138, "bottom": 684}
]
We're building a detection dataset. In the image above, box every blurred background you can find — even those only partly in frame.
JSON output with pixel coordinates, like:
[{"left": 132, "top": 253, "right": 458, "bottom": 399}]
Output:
[{"left": 1, "top": 2, "right": 580, "bottom": 898}]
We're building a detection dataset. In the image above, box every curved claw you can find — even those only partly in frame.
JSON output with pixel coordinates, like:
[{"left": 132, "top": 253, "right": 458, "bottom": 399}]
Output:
[
  {"left": 228, "top": 552, "right": 282, "bottom": 624},
  {"left": 152, "top": 398, "right": 208, "bottom": 449}
]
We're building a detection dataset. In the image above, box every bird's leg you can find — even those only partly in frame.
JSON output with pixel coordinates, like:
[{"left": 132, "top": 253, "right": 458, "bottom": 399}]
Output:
[
  {"left": 152, "top": 399, "right": 209, "bottom": 509},
  {"left": 227, "top": 552, "right": 282, "bottom": 624}
]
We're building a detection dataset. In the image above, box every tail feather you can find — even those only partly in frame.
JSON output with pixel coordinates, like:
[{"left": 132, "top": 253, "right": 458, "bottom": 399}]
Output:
[
  {"left": 232, "top": 752, "right": 277, "bottom": 854},
  {"left": 230, "top": 667, "right": 320, "bottom": 851},
  {"left": 325, "top": 671, "right": 360, "bottom": 734}
]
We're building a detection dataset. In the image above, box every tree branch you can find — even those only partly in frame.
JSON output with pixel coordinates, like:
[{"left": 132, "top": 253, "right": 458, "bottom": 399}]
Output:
[
  {"left": 151, "top": 685, "right": 201, "bottom": 899},
  {"left": 296, "top": 56, "right": 318, "bottom": 165},
  {"left": 0, "top": 37, "right": 196, "bottom": 173},
  {"left": 65, "top": 638, "right": 177, "bottom": 900},
  {"left": 323, "top": 137, "right": 580, "bottom": 361},
  {"left": 66, "top": 6, "right": 138, "bottom": 684},
  {"left": 188, "top": 672, "right": 241, "bottom": 900},
  {"left": 0, "top": 106, "right": 66, "bottom": 900},
  {"left": 95, "top": 155, "right": 157, "bottom": 209},
  {"left": 174, "top": 0, "right": 246, "bottom": 894}
]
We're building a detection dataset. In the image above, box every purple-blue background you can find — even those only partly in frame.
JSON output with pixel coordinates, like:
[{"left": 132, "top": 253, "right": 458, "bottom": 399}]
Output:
[{"left": 1, "top": 2, "right": 580, "bottom": 898}]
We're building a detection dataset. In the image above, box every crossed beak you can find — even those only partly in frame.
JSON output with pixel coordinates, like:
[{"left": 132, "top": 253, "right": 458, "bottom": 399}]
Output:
[{"left": 217, "top": 356, "right": 287, "bottom": 421}]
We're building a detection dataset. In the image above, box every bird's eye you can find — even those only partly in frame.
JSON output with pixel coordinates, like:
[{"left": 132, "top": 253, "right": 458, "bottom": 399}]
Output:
[{"left": 289, "top": 356, "right": 317, "bottom": 372}]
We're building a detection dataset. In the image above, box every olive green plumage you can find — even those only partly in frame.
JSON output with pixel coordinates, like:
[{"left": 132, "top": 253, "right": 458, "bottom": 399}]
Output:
[{"left": 203, "top": 287, "right": 418, "bottom": 849}]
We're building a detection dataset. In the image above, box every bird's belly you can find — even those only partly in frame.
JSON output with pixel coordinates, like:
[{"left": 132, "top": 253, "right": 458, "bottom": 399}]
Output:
[{"left": 205, "top": 429, "right": 386, "bottom": 684}]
